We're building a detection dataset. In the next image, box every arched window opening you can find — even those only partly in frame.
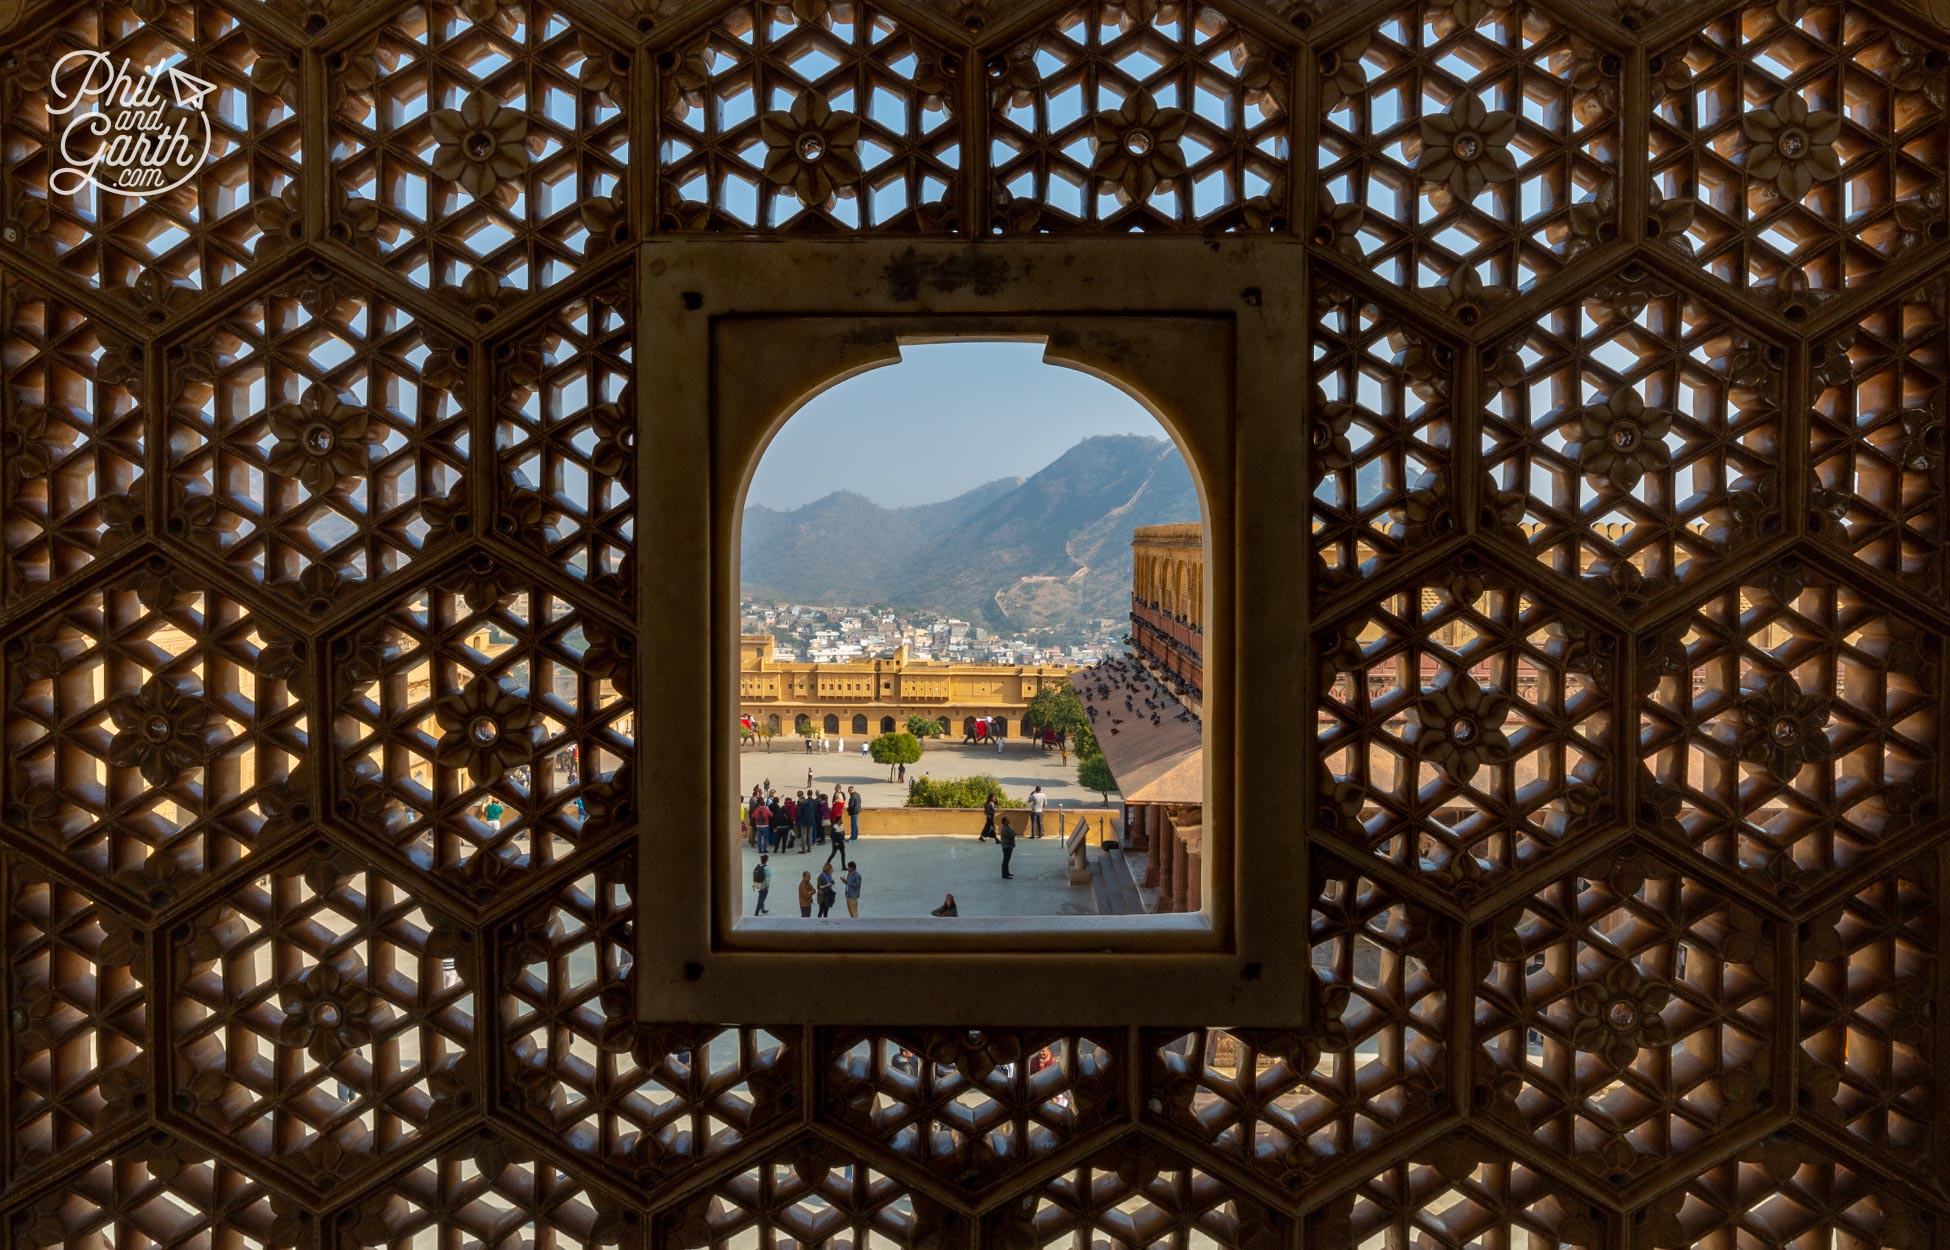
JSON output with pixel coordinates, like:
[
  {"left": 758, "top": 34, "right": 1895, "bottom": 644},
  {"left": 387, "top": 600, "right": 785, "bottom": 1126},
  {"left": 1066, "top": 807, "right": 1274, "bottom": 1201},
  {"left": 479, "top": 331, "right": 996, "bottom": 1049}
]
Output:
[{"left": 734, "top": 341, "right": 1208, "bottom": 923}]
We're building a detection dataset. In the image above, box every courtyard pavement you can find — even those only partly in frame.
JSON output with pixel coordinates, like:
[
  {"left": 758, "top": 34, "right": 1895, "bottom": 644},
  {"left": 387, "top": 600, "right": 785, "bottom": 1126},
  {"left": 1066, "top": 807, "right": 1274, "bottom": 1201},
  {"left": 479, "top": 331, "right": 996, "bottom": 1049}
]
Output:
[
  {"left": 738, "top": 739, "right": 1116, "bottom": 810},
  {"left": 738, "top": 834, "right": 1154, "bottom": 920}
]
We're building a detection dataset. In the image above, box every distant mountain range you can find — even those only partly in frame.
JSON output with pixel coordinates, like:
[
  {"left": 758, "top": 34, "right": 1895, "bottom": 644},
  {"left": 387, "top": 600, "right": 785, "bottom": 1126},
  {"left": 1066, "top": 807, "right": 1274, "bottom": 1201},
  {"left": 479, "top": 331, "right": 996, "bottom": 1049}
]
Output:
[{"left": 741, "top": 434, "right": 1199, "bottom": 637}]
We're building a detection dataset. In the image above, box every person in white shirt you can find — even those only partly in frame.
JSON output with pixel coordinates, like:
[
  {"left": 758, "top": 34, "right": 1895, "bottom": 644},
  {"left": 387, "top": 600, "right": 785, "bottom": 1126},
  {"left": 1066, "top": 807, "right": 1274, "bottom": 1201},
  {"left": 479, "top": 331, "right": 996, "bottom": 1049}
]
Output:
[{"left": 1027, "top": 785, "right": 1046, "bottom": 838}]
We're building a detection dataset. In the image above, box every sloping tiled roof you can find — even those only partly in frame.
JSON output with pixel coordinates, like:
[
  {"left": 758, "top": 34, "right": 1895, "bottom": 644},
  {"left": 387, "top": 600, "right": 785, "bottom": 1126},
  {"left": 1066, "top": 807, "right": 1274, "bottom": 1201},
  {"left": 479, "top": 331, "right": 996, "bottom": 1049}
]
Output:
[{"left": 1070, "top": 658, "right": 1202, "bottom": 806}]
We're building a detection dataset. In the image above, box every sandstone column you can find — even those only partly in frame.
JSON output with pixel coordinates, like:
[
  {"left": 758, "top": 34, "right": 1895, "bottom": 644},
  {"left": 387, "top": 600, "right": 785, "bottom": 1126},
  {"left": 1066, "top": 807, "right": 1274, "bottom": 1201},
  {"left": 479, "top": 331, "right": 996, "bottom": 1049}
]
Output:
[{"left": 1154, "top": 824, "right": 1174, "bottom": 913}]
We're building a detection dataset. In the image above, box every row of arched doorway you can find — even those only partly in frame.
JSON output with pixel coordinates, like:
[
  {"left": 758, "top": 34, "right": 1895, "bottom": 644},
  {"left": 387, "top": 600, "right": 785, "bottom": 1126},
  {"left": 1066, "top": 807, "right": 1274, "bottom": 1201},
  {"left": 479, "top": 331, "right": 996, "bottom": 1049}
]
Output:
[{"left": 754, "top": 714, "right": 1016, "bottom": 737}]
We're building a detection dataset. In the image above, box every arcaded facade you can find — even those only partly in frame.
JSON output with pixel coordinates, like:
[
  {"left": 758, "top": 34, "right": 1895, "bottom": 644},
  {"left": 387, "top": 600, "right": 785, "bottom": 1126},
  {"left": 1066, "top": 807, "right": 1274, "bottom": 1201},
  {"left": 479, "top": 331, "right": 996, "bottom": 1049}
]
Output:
[
  {"left": 1130, "top": 521, "right": 1205, "bottom": 706},
  {"left": 737, "top": 633, "right": 1072, "bottom": 737}
]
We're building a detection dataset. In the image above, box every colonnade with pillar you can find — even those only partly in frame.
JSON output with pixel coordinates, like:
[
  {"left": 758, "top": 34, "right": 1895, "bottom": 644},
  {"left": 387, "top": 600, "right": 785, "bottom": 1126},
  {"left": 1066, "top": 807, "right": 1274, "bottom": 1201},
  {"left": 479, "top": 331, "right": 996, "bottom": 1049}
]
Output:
[{"left": 1130, "top": 803, "right": 1201, "bottom": 914}]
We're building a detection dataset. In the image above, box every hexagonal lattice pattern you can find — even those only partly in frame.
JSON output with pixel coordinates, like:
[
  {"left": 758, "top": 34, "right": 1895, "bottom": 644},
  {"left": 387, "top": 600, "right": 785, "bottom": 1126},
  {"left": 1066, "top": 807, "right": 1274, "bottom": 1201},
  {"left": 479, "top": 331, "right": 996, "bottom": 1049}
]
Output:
[
  {"left": 820, "top": 1026, "right": 1123, "bottom": 1193},
  {"left": 163, "top": 260, "right": 470, "bottom": 609},
  {"left": 1319, "top": 1130, "right": 1607, "bottom": 1250},
  {"left": 334, "top": 1134, "right": 630, "bottom": 1247},
  {"left": 1638, "top": 559, "right": 1938, "bottom": 895},
  {"left": 498, "top": 851, "right": 799, "bottom": 1184},
  {"left": 1147, "top": 849, "right": 1449, "bottom": 1192},
  {"left": 1810, "top": 277, "right": 1948, "bottom": 599},
  {"left": 1650, "top": 1, "right": 1949, "bottom": 300},
  {"left": 491, "top": 270, "right": 634, "bottom": 600},
  {"left": 1315, "top": 0, "right": 1621, "bottom": 308},
  {"left": 1798, "top": 852, "right": 1938, "bottom": 1182},
  {"left": 0, "top": 1, "right": 302, "bottom": 320},
  {"left": 987, "top": 0, "right": 1290, "bottom": 232},
  {"left": 3, "top": 557, "right": 310, "bottom": 902},
  {"left": 326, "top": 0, "right": 632, "bottom": 307},
  {"left": 985, "top": 1134, "right": 1288, "bottom": 1250},
  {"left": 0, "top": 0, "right": 1944, "bottom": 1244},
  {"left": 1318, "top": 561, "right": 1618, "bottom": 898},
  {"left": 1472, "top": 841, "right": 1776, "bottom": 1188},
  {"left": 1310, "top": 280, "right": 1459, "bottom": 601},
  {"left": 1630, "top": 1131, "right": 1929, "bottom": 1250},
  {"left": 7, "top": 871, "right": 149, "bottom": 1180},
  {"left": 329, "top": 552, "right": 635, "bottom": 898},
  {"left": 664, "top": 1133, "right": 964, "bottom": 1248},
  {"left": 167, "top": 842, "right": 476, "bottom": 1197},
  {"left": 9, "top": 1135, "right": 294, "bottom": 1248},
  {"left": 1, "top": 278, "right": 145, "bottom": 601},
  {"left": 1483, "top": 267, "right": 1786, "bottom": 606},
  {"left": 660, "top": 0, "right": 962, "bottom": 231}
]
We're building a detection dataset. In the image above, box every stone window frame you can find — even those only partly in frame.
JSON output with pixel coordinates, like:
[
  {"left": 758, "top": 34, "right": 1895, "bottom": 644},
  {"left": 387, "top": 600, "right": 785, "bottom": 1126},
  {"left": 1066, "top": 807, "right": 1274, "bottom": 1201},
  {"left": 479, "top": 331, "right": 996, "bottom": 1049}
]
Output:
[{"left": 634, "top": 237, "right": 1313, "bottom": 1024}]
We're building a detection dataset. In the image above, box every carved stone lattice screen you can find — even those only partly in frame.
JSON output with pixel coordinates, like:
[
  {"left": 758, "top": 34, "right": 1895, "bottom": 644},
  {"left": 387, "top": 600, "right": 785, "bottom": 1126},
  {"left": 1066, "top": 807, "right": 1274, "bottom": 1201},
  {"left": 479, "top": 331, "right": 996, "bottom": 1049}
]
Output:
[{"left": 0, "top": 0, "right": 1947, "bottom": 1246}]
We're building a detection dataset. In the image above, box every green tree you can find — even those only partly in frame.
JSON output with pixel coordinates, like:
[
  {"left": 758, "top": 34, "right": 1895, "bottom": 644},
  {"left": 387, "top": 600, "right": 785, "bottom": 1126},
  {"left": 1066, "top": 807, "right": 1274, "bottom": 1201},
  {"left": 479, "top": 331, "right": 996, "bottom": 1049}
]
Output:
[
  {"left": 1077, "top": 751, "right": 1117, "bottom": 804},
  {"left": 869, "top": 731, "right": 923, "bottom": 781},
  {"left": 1022, "top": 683, "right": 1097, "bottom": 761},
  {"left": 906, "top": 714, "right": 944, "bottom": 739}
]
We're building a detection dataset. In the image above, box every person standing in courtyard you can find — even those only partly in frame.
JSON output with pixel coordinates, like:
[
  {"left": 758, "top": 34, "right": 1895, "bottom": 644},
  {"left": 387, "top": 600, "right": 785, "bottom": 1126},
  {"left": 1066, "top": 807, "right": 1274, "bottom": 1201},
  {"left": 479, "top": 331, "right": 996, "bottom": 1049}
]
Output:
[
  {"left": 823, "top": 811, "right": 848, "bottom": 867},
  {"left": 797, "top": 870, "right": 814, "bottom": 917},
  {"left": 816, "top": 865, "right": 837, "bottom": 917},
  {"left": 844, "top": 862, "right": 862, "bottom": 917},
  {"left": 999, "top": 815, "right": 1017, "bottom": 879},
  {"left": 751, "top": 854, "right": 771, "bottom": 914},
  {"left": 752, "top": 796, "right": 771, "bottom": 853},
  {"left": 816, "top": 791, "right": 833, "bottom": 849},
  {"left": 1027, "top": 786, "right": 1045, "bottom": 838},
  {"left": 979, "top": 792, "right": 999, "bottom": 842},
  {"left": 779, "top": 793, "right": 798, "bottom": 851},
  {"left": 897, "top": 762, "right": 905, "bottom": 783},
  {"left": 800, "top": 790, "right": 818, "bottom": 852},
  {"left": 846, "top": 785, "right": 862, "bottom": 841}
]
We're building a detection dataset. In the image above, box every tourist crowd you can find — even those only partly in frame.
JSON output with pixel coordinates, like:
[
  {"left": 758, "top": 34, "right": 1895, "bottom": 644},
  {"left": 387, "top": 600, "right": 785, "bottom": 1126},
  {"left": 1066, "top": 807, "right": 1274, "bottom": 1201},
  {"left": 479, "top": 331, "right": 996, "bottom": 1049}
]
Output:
[
  {"left": 741, "top": 775, "right": 1058, "bottom": 916},
  {"left": 741, "top": 780, "right": 862, "bottom": 857}
]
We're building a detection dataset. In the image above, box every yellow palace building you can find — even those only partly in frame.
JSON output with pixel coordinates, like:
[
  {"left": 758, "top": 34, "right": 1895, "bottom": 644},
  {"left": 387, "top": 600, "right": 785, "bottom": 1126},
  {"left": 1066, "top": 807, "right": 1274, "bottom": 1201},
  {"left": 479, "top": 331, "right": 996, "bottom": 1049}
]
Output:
[{"left": 738, "top": 634, "right": 1073, "bottom": 739}]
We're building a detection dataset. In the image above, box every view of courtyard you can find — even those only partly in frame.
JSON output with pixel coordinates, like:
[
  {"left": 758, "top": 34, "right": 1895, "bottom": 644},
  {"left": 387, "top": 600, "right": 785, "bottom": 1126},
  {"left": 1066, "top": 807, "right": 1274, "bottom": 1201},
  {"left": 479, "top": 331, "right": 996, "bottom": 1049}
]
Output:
[{"left": 731, "top": 343, "right": 1209, "bottom": 923}]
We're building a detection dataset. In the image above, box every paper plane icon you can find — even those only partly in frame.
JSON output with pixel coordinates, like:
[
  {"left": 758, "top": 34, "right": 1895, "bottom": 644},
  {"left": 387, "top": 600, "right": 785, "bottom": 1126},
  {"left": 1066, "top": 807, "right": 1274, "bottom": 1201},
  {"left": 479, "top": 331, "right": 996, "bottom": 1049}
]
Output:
[{"left": 164, "top": 66, "right": 217, "bottom": 110}]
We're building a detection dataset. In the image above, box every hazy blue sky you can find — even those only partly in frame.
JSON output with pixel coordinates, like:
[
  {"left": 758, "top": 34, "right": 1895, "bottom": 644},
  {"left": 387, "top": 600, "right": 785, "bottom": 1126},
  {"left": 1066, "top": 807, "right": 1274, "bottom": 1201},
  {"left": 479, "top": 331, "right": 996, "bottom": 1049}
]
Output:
[{"left": 745, "top": 341, "right": 1165, "bottom": 510}]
